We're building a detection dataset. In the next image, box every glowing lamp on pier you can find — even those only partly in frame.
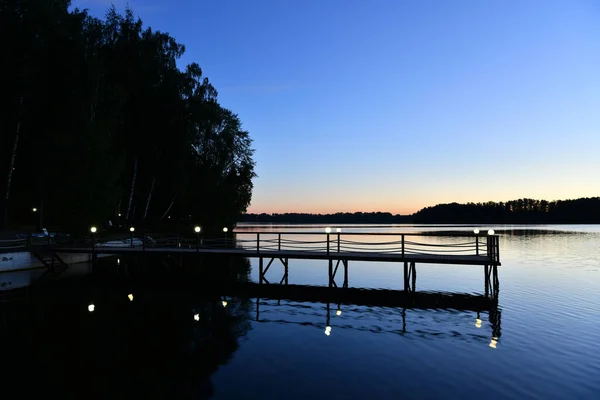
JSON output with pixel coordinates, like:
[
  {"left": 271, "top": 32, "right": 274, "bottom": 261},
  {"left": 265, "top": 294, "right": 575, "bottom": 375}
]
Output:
[
  {"left": 118, "top": 213, "right": 121, "bottom": 217},
  {"left": 128, "top": 294, "right": 134, "bottom": 301},
  {"left": 32, "top": 207, "right": 37, "bottom": 212},
  {"left": 336, "top": 228, "right": 342, "bottom": 233},
  {"left": 325, "top": 227, "right": 332, "bottom": 234},
  {"left": 194, "top": 314, "right": 200, "bottom": 321},
  {"left": 194, "top": 226, "right": 201, "bottom": 233},
  {"left": 222, "top": 301, "right": 228, "bottom": 307},
  {"left": 88, "top": 304, "right": 95, "bottom": 312},
  {"left": 487, "top": 229, "right": 495, "bottom": 235},
  {"left": 223, "top": 227, "right": 228, "bottom": 233},
  {"left": 474, "top": 229, "right": 480, "bottom": 234},
  {"left": 129, "top": 227, "right": 135, "bottom": 232},
  {"left": 90, "top": 226, "right": 97, "bottom": 233}
]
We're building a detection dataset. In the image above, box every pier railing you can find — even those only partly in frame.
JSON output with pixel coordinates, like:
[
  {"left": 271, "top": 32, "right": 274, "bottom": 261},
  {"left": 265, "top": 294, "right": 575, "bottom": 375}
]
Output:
[{"left": 1, "top": 231, "right": 500, "bottom": 264}]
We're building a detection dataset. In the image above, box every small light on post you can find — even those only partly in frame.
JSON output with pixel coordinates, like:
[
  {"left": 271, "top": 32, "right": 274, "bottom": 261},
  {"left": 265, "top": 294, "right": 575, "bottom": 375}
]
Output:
[
  {"left": 222, "top": 300, "right": 228, "bottom": 307},
  {"left": 325, "top": 227, "right": 332, "bottom": 234},
  {"left": 32, "top": 207, "right": 37, "bottom": 212},
  {"left": 129, "top": 226, "right": 135, "bottom": 247},
  {"left": 88, "top": 304, "right": 95, "bottom": 312},
  {"left": 118, "top": 213, "right": 121, "bottom": 217},
  {"left": 194, "top": 226, "right": 202, "bottom": 250},
  {"left": 128, "top": 294, "right": 134, "bottom": 302},
  {"left": 336, "top": 228, "right": 341, "bottom": 233},
  {"left": 223, "top": 227, "right": 229, "bottom": 247},
  {"left": 488, "top": 229, "right": 495, "bottom": 235},
  {"left": 193, "top": 314, "right": 200, "bottom": 321},
  {"left": 474, "top": 229, "right": 480, "bottom": 234},
  {"left": 129, "top": 227, "right": 135, "bottom": 232},
  {"left": 90, "top": 226, "right": 97, "bottom": 248}
]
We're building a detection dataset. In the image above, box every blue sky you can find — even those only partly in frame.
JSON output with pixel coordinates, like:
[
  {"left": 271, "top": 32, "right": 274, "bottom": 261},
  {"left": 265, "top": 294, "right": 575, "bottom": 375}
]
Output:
[{"left": 73, "top": 0, "right": 600, "bottom": 214}]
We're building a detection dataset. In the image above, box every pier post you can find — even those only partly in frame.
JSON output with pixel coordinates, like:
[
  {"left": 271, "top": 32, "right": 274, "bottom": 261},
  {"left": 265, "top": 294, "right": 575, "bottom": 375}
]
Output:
[
  {"left": 328, "top": 258, "right": 333, "bottom": 287},
  {"left": 403, "top": 262, "right": 409, "bottom": 291},
  {"left": 257, "top": 233, "right": 260, "bottom": 254},
  {"left": 411, "top": 262, "right": 416, "bottom": 292},
  {"left": 285, "top": 259, "right": 289, "bottom": 285},
  {"left": 278, "top": 233, "right": 281, "bottom": 251},
  {"left": 327, "top": 233, "right": 330, "bottom": 255},
  {"left": 476, "top": 236, "right": 479, "bottom": 255},
  {"left": 402, "top": 235, "right": 405, "bottom": 258},
  {"left": 259, "top": 257, "right": 264, "bottom": 284},
  {"left": 337, "top": 234, "right": 340, "bottom": 252}
]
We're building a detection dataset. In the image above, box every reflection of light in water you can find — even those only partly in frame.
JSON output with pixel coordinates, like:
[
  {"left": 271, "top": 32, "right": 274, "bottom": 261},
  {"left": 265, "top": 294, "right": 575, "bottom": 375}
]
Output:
[
  {"left": 128, "top": 294, "right": 134, "bottom": 301},
  {"left": 489, "top": 336, "right": 498, "bottom": 349},
  {"left": 475, "top": 318, "right": 482, "bottom": 328},
  {"left": 117, "top": 258, "right": 120, "bottom": 265},
  {"left": 88, "top": 304, "right": 95, "bottom": 312},
  {"left": 194, "top": 314, "right": 200, "bottom": 321},
  {"left": 325, "top": 326, "right": 332, "bottom": 336},
  {"left": 222, "top": 301, "right": 228, "bottom": 307},
  {"left": 336, "top": 309, "right": 342, "bottom": 316}
]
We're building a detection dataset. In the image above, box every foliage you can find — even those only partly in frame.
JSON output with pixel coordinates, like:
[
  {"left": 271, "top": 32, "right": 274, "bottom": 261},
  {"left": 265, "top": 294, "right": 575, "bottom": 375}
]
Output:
[
  {"left": 0, "top": 1, "right": 256, "bottom": 235},
  {"left": 411, "top": 197, "right": 600, "bottom": 224}
]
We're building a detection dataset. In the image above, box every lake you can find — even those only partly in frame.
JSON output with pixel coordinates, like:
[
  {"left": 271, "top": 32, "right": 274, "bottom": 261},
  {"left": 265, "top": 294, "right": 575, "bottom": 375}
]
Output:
[{"left": 1, "top": 224, "right": 599, "bottom": 399}]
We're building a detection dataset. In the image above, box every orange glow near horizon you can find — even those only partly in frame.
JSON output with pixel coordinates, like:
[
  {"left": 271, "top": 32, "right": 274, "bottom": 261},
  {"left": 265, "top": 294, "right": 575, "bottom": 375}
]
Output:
[{"left": 246, "top": 188, "right": 600, "bottom": 216}]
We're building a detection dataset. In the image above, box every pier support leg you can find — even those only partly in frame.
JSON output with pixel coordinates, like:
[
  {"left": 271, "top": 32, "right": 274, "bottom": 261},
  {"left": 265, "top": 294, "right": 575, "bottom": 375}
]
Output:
[
  {"left": 279, "top": 258, "right": 289, "bottom": 285},
  {"left": 484, "top": 265, "right": 489, "bottom": 298},
  {"left": 403, "top": 262, "right": 409, "bottom": 291},
  {"left": 328, "top": 259, "right": 333, "bottom": 288},
  {"left": 493, "top": 265, "right": 499, "bottom": 297},
  {"left": 343, "top": 260, "right": 348, "bottom": 288},
  {"left": 259, "top": 257, "right": 264, "bottom": 284}
]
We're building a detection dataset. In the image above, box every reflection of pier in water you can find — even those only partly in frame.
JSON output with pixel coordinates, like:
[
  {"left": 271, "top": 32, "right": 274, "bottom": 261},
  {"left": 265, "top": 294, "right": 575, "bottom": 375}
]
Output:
[{"left": 218, "top": 282, "right": 502, "bottom": 343}]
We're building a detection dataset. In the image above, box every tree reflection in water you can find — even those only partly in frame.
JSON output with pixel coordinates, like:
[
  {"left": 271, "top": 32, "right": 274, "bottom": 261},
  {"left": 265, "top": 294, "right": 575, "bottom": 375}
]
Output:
[{"left": 0, "top": 255, "right": 253, "bottom": 399}]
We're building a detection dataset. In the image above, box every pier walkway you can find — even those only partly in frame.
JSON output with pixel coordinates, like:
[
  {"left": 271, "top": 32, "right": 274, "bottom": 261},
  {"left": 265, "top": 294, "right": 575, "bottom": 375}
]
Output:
[{"left": 1, "top": 230, "right": 501, "bottom": 297}]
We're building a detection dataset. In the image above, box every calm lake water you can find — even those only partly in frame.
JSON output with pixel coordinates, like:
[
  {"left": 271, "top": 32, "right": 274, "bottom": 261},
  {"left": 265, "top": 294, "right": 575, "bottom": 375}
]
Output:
[{"left": 1, "top": 224, "right": 599, "bottom": 399}]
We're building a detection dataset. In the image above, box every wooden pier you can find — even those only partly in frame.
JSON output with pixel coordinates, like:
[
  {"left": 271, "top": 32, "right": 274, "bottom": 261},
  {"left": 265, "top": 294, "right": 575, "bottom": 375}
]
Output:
[{"left": 2, "top": 230, "right": 501, "bottom": 298}]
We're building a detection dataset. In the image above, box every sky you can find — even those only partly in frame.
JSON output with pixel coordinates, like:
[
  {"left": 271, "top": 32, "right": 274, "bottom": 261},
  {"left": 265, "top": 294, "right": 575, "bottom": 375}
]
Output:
[{"left": 73, "top": 0, "right": 600, "bottom": 215}]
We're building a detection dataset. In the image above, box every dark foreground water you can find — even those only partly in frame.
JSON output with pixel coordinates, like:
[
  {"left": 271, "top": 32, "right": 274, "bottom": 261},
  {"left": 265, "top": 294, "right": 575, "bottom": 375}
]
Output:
[{"left": 1, "top": 224, "right": 599, "bottom": 399}]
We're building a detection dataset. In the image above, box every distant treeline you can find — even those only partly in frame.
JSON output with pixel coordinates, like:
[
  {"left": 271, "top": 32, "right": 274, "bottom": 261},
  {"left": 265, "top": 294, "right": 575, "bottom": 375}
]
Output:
[
  {"left": 412, "top": 197, "right": 600, "bottom": 224},
  {"left": 243, "top": 197, "right": 600, "bottom": 224},
  {"left": 241, "top": 212, "right": 411, "bottom": 224}
]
